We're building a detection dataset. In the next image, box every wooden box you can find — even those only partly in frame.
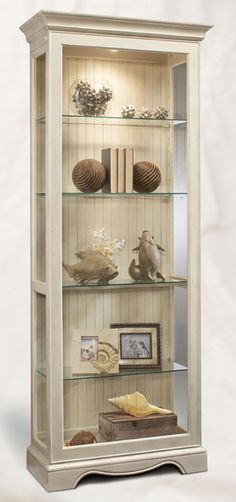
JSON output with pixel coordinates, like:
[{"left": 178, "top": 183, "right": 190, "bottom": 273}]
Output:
[{"left": 99, "top": 411, "right": 177, "bottom": 441}]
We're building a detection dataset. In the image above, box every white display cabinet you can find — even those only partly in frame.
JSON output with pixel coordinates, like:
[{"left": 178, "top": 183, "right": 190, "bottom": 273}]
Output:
[{"left": 20, "top": 11, "right": 212, "bottom": 492}]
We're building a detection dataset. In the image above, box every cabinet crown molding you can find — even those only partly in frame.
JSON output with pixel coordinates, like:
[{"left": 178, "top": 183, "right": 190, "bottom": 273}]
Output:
[{"left": 20, "top": 10, "right": 213, "bottom": 44}]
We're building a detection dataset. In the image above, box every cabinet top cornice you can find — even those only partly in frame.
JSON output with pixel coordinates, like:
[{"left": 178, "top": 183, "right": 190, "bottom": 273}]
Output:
[{"left": 20, "top": 10, "right": 212, "bottom": 44}]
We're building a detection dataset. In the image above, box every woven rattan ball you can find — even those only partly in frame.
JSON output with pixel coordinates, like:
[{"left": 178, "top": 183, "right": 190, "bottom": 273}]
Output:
[
  {"left": 72, "top": 159, "right": 106, "bottom": 192},
  {"left": 133, "top": 161, "right": 161, "bottom": 193}
]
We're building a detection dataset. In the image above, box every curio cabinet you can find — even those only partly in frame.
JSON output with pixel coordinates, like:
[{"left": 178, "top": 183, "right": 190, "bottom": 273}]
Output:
[{"left": 20, "top": 11, "right": 212, "bottom": 491}]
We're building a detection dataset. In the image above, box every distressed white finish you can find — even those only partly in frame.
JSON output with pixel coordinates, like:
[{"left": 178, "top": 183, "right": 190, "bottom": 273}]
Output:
[
  {"left": 20, "top": 11, "right": 211, "bottom": 491},
  {"left": 20, "top": 10, "right": 212, "bottom": 43}
]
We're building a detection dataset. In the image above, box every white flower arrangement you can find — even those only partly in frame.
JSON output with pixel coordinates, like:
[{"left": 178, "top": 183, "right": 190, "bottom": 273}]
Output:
[{"left": 92, "top": 228, "right": 125, "bottom": 256}]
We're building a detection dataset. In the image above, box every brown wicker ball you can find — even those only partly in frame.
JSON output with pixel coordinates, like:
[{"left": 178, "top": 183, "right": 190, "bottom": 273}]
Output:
[
  {"left": 133, "top": 161, "right": 161, "bottom": 193},
  {"left": 72, "top": 159, "right": 106, "bottom": 192}
]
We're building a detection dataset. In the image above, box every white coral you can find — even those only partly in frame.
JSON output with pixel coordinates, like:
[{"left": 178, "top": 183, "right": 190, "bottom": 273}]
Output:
[{"left": 92, "top": 228, "right": 125, "bottom": 256}]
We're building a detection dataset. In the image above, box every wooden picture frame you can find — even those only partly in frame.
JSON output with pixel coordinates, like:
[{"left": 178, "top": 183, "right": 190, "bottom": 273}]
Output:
[{"left": 110, "top": 323, "right": 161, "bottom": 369}]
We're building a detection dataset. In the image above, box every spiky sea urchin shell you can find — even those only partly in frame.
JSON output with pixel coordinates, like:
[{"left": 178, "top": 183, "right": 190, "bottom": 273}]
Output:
[
  {"left": 121, "top": 105, "right": 136, "bottom": 118},
  {"left": 136, "top": 107, "right": 152, "bottom": 119},
  {"left": 151, "top": 106, "right": 168, "bottom": 119}
]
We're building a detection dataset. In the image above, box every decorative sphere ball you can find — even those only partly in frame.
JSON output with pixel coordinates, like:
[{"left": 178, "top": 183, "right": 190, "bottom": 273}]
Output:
[
  {"left": 133, "top": 161, "right": 161, "bottom": 193},
  {"left": 72, "top": 159, "right": 106, "bottom": 192}
]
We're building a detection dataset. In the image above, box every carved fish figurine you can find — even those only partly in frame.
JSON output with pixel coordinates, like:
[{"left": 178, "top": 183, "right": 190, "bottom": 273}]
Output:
[
  {"left": 128, "top": 230, "right": 165, "bottom": 281},
  {"left": 108, "top": 391, "right": 172, "bottom": 417},
  {"left": 63, "top": 250, "right": 118, "bottom": 284}
]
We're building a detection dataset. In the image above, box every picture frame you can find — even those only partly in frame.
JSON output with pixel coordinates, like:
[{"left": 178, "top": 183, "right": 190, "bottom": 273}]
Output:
[
  {"left": 72, "top": 328, "right": 119, "bottom": 375},
  {"left": 110, "top": 323, "right": 161, "bottom": 370}
]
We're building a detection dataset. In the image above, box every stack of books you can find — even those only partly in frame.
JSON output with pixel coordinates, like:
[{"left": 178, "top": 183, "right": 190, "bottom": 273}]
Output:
[{"left": 102, "top": 148, "right": 134, "bottom": 193}]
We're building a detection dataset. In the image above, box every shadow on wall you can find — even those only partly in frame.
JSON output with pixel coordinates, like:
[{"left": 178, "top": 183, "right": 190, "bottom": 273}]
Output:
[{"left": 0, "top": 403, "right": 30, "bottom": 460}]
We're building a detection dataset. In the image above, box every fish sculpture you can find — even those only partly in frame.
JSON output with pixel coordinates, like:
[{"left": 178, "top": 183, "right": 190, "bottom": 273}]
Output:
[
  {"left": 128, "top": 230, "right": 165, "bottom": 281},
  {"left": 63, "top": 250, "right": 118, "bottom": 284},
  {"left": 108, "top": 391, "right": 172, "bottom": 417}
]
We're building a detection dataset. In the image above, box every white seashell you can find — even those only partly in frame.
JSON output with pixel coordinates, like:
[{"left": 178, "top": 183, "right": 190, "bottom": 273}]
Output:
[{"left": 108, "top": 391, "right": 172, "bottom": 417}]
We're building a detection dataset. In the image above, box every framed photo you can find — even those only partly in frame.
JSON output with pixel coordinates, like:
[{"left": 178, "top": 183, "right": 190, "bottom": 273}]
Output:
[
  {"left": 111, "top": 323, "right": 161, "bottom": 369},
  {"left": 72, "top": 328, "right": 119, "bottom": 375}
]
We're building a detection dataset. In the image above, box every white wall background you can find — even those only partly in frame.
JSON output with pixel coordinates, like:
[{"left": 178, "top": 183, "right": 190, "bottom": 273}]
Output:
[{"left": 1, "top": 0, "right": 236, "bottom": 500}]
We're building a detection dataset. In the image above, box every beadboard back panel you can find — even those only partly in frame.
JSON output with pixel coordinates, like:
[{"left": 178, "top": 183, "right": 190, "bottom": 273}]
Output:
[{"left": 61, "top": 53, "right": 175, "bottom": 436}]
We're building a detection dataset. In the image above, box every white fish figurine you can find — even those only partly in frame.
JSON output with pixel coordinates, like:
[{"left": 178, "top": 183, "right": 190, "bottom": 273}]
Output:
[
  {"left": 128, "top": 230, "right": 165, "bottom": 281},
  {"left": 63, "top": 250, "right": 118, "bottom": 284},
  {"left": 108, "top": 391, "right": 172, "bottom": 417}
]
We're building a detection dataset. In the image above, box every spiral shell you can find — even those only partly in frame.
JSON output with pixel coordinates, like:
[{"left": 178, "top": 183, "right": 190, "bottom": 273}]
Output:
[
  {"left": 133, "top": 161, "right": 161, "bottom": 193},
  {"left": 91, "top": 341, "right": 119, "bottom": 373},
  {"left": 72, "top": 159, "right": 106, "bottom": 192},
  {"left": 108, "top": 391, "right": 172, "bottom": 417}
]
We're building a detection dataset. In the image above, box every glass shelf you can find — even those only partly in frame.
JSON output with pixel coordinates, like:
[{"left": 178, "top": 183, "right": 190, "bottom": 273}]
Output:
[
  {"left": 36, "top": 114, "right": 187, "bottom": 127},
  {"left": 36, "top": 191, "right": 187, "bottom": 197},
  {"left": 37, "top": 361, "right": 188, "bottom": 381},
  {"left": 63, "top": 277, "right": 187, "bottom": 291}
]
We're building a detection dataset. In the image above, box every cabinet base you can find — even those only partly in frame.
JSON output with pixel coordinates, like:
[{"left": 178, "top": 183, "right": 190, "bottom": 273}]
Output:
[{"left": 27, "top": 445, "right": 207, "bottom": 492}]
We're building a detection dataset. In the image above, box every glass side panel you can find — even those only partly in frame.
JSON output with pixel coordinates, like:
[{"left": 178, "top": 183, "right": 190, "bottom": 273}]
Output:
[
  {"left": 173, "top": 286, "right": 188, "bottom": 429},
  {"left": 34, "top": 54, "right": 46, "bottom": 281},
  {"left": 173, "top": 63, "right": 187, "bottom": 278},
  {"left": 35, "top": 292, "right": 47, "bottom": 447},
  {"left": 62, "top": 46, "right": 188, "bottom": 448},
  {"left": 172, "top": 64, "right": 188, "bottom": 430}
]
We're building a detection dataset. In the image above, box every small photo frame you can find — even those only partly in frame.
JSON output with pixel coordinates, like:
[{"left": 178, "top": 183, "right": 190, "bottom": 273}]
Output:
[
  {"left": 111, "top": 323, "right": 161, "bottom": 369},
  {"left": 72, "top": 328, "right": 119, "bottom": 375},
  {"left": 80, "top": 336, "right": 98, "bottom": 362}
]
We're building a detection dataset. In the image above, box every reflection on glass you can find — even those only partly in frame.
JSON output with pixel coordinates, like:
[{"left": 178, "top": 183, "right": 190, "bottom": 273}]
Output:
[
  {"left": 35, "top": 292, "right": 47, "bottom": 446},
  {"left": 35, "top": 54, "right": 46, "bottom": 281}
]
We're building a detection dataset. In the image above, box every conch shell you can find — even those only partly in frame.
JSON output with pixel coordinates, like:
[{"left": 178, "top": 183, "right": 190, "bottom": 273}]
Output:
[
  {"left": 108, "top": 391, "right": 172, "bottom": 417},
  {"left": 91, "top": 341, "right": 119, "bottom": 373}
]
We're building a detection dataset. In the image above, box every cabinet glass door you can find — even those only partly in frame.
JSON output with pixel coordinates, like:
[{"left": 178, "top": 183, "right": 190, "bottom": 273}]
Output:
[
  {"left": 60, "top": 46, "right": 188, "bottom": 448},
  {"left": 33, "top": 53, "right": 47, "bottom": 447}
]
